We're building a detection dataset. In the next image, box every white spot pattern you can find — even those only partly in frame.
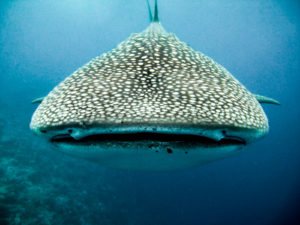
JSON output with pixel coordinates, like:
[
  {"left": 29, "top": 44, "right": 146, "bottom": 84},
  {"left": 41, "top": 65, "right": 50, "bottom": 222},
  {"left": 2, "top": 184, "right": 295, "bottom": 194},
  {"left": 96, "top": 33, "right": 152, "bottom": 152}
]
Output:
[{"left": 30, "top": 23, "right": 268, "bottom": 131}]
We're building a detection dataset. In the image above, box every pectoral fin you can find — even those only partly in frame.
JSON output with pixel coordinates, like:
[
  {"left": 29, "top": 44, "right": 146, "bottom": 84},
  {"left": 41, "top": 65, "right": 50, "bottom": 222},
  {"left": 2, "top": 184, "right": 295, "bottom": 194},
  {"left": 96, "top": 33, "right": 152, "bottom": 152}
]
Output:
[
  {"left": 253, "top": 94, "right": 280, "bottom": 105},
  {"left": 31, "top": 97, "right": 44, "bottom": 104}
]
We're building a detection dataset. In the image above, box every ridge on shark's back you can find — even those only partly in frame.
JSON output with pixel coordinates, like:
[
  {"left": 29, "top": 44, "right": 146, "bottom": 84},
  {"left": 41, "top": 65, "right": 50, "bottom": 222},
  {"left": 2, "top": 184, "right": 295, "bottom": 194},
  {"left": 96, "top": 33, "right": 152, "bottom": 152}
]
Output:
[{"left": 30, "top": 0, "right": 279, "bottom": 171}]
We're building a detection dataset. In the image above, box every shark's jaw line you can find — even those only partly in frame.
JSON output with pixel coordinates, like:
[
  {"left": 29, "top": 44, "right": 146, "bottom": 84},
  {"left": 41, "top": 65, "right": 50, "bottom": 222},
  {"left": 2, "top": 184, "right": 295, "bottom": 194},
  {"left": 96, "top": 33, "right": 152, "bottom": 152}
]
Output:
[
  {"left": 42, "top": 126, "right": 248, "bottom": 171},
  {"left": 35, "top": 124, "right": 265, "bottom": 144},
  {"left": 48, "top": 130, "right": 247, "bottom": 171},
  {"left": 50, "top": 132, "right": 246, "bottom": 146},
  {"left": 34, "top": 124, "right": 263, "bottom": 171}
]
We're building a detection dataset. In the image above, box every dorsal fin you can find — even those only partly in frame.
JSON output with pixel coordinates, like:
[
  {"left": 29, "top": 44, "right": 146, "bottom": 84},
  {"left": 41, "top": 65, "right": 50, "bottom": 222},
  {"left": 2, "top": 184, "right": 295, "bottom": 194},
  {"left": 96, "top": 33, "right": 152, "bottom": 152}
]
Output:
[
  {"left": 147, "top": 0, "right": 159, "bottom": 23},
  {"left": 253, "top": 94, "right": 280, "bottom": 105},
  {"left": 146, "top": 0, "right": 153, "bottom": 22},
  {"left": 153, "top": 0, "right": 159, "bottom": 22}
]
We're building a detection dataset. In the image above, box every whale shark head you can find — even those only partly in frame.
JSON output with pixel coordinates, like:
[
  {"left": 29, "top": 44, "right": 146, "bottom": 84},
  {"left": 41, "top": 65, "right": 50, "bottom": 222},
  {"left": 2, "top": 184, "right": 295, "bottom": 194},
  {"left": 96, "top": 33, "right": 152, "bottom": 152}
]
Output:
[{"left": 30, "top": 0, "right": 277, "bottom": 171}]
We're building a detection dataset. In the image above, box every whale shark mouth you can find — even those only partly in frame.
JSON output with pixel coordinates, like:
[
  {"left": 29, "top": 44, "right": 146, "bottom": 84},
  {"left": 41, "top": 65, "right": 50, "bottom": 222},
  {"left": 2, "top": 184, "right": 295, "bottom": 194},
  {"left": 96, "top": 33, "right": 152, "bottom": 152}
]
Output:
[{"left": 50, "top": 132, "right": 246, "bottom": 147}]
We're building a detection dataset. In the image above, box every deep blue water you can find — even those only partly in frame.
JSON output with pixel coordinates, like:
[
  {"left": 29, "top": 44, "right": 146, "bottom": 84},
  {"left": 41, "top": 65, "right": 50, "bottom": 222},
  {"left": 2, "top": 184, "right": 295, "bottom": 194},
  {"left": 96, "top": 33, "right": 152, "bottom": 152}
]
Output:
[{"left": 0, "top": 0, "right": 299, "bottom": 224}]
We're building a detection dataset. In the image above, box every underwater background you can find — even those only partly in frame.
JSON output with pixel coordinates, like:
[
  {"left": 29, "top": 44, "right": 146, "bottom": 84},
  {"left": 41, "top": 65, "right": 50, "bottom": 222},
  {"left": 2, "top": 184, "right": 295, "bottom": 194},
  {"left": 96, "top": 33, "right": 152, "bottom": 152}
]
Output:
[{"left": 0, "top": 0, "right": 299, "bottom": 224}]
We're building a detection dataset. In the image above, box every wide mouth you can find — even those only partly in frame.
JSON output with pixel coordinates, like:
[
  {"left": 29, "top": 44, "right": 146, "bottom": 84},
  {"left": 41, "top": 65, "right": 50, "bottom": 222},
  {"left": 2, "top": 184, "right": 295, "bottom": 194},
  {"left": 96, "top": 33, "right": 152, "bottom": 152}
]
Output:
[{"left": 50, "top": 132, "right": 246, "bottom": 147}]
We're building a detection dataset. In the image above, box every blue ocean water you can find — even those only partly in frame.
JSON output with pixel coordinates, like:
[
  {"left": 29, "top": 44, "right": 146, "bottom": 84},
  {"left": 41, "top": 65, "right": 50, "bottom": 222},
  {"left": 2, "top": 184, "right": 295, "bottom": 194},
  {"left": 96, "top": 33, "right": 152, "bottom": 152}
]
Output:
[{"left": 0, "top": 0, "right": 299, "bottom": 224}]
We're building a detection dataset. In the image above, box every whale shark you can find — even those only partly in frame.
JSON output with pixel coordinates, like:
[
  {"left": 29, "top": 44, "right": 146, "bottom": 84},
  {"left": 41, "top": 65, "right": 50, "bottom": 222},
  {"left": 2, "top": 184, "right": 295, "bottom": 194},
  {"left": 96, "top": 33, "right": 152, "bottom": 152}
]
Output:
[{"left": 30, "top": 0, "right": 279, "bottom": 171}]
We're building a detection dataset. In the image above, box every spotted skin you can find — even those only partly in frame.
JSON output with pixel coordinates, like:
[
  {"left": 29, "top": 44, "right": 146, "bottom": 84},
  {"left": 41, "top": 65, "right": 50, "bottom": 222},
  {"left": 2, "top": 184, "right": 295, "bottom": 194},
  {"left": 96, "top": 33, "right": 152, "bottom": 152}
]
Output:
[{"left": 30, "top": 23, "right": 268, "bottom": 132}]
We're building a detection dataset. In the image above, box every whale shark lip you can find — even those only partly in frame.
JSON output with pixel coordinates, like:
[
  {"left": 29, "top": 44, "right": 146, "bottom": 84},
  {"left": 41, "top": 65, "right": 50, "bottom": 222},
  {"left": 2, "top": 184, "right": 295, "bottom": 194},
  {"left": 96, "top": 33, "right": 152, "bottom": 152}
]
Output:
[
  {"left": 50, "top": 132, "right": 246, "bottom": 147},
  {"left": 34, "top": 123, "right": 267, "bottom": 145},
  {"left": 35, "top": 125, "right": 262, "bottom": 170}
]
